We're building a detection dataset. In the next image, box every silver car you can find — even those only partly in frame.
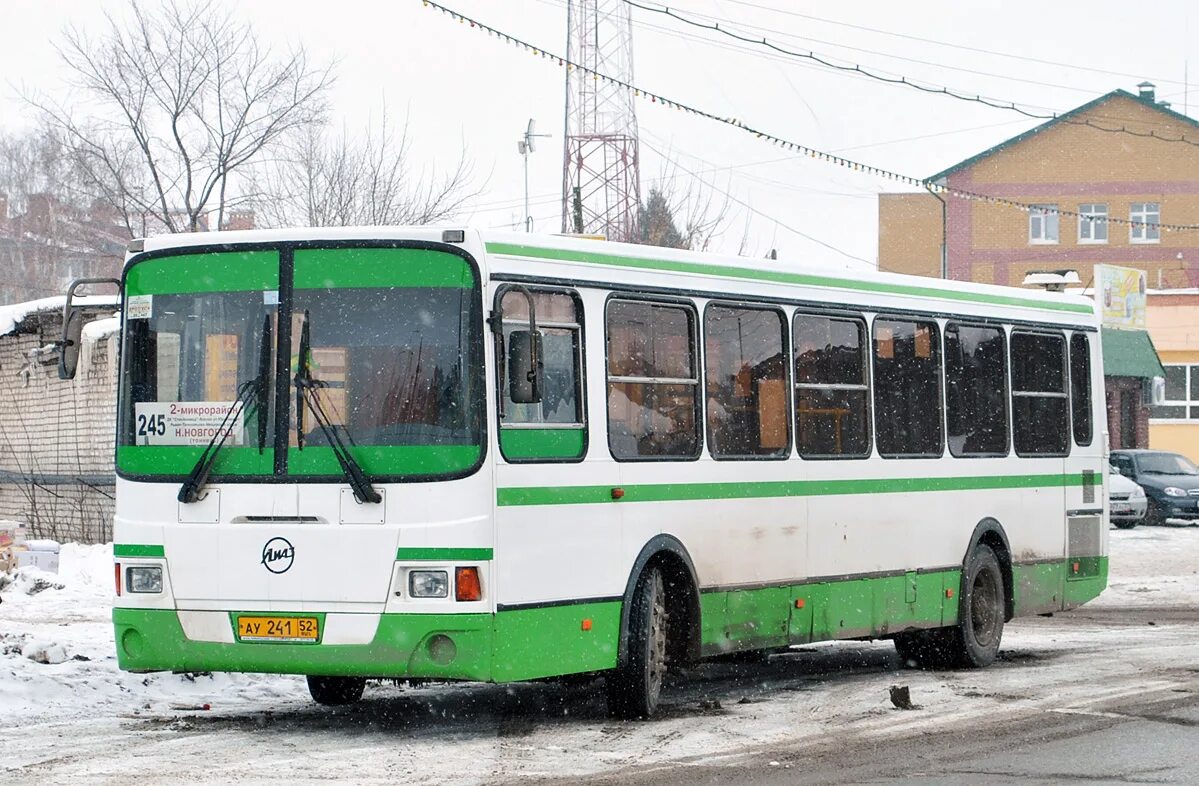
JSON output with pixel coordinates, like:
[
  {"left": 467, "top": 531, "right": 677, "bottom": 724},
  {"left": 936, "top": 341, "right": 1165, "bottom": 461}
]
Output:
[{"left": 1109, "top": 471, "right": 1147, "bottom": 529}]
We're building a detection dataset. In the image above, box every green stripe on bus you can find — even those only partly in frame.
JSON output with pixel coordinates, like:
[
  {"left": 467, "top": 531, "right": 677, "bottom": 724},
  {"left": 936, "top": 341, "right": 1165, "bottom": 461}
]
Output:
[
  {"left": 497, "top": 471, "right": 1097, "bottom": 507},
  {"left": 499, "top": 428, "right": 586, "bottom": 461},
  {"left": 117, "top": 445, "right": 276, "bottom": 476},
  {"left": 113, "top": 544, "right": 165, "bottom": 558},
  {"left": 485, "top": 242, "right": 1095, "bottom": 315},
  {"left": 294, "top": 248, "right": 474, "bottom": 289},
  {"left": 396, "top": 547, "right": 494, "bottom": 561},
  {"left": 287, "top": 445, "right": 481, "bottom": 477},
  {"left": 125, "top": 251, "right": 279, "bottom": 295}
]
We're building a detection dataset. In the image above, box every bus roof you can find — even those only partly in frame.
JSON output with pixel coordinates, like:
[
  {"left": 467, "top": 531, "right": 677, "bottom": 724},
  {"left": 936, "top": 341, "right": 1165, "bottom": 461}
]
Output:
[{"left": 132, "top": 226, "right": 1098, "bottom": 322}]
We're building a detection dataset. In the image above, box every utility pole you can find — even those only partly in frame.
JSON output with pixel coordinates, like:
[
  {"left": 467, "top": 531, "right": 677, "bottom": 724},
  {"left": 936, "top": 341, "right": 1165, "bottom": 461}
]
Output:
[{"left": 518, "top": 119, "right": 551, "bottom": 232}]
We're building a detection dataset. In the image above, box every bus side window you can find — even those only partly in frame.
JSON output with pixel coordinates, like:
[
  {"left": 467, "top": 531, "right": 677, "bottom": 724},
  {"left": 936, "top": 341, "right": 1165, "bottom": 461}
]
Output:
[
  {"left": 606, "top": 299, "right": 701, "bottom": 460},
  {"left": 945, "top": 323, "right": 1009, "bottom": 457},
  {"left": 1069, "top": 333, "right": 1094, "bottom": 447},
  {"left": 704, "top": 304, "right": 789, "bottom": 459},
  {"left": 793, "top": 313, "right": 871, "bottom": 458},
  {"left": 873, "top": 317, "right": 944, "bottom": 458},
  {"left": 497, "top": 288, "right": 586, "bottom": 462},
  {"left": 1011, "top": 331, "right": 1070, "bottom": 456}
]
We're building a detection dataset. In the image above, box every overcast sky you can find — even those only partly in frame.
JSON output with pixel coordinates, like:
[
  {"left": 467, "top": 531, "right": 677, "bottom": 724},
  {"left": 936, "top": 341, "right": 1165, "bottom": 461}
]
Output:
[{"left": 2, "top": 0, "right": 1196, "bottom": 268}]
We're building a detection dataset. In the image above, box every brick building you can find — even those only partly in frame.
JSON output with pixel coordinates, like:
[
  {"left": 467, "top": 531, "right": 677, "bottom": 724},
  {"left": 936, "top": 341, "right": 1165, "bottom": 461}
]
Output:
[
  {"left": 878, "top": 84, "right": 1194, "bottom": 452},
  {"left": 0, "top": 298, "right": 119, "bottom": 543}
]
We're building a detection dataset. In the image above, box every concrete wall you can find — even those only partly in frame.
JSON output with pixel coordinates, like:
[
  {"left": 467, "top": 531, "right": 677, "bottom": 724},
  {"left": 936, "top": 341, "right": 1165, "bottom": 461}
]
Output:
[{"left": 0, "top": 310, "right": 117, "bottom": 543}]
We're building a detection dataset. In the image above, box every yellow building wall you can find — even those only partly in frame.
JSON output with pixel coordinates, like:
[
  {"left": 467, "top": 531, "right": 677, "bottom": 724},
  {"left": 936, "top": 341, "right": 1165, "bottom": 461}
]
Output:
[
  {"left": 877, "top": 193, "right": 943, "bottom": 278},
  {"left": 1147, "top": 302, "right": 1199, "bottom": 461},
  {"left": 878, "top": 92, "right": 1199, "bottom": 289}
]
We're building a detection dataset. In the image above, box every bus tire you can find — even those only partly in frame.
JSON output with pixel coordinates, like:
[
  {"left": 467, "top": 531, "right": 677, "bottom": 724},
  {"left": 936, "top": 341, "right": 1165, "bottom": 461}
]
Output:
[
  {"left": 945, "top": 543, "right": 1005, "bottom": 668},
  {"left": 606, "top": 566, "right": 668, "bottom": 719},
  {"left": 306, "top": 675, "right": 366, "bottom": 706}
]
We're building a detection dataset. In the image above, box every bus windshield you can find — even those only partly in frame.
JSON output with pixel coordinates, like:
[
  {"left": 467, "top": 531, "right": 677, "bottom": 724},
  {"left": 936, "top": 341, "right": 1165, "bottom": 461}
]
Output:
[{"left": 117, "top": 246, "right": 484, "bottom": 481}]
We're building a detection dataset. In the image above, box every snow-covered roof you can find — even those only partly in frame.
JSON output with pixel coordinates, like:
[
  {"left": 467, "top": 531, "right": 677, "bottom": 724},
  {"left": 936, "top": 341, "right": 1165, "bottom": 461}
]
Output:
[
  {"left": 0, "top": 295, "right": 120, "bottom": 338},
  {"left": 81, "top": 315, "right": 121, "bottom": 342}
]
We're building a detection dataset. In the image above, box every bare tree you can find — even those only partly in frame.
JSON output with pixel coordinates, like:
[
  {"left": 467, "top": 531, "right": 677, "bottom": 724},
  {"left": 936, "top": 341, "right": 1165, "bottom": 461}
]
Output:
[
  {"left": 634, "top": 160, "right": 731, "bottom": 251},
  {"left": 254, "top": 108, "right": 481, "bottom": 228},
  {"left": 26, "top": 1, "right": 333, "bottom": 237}
]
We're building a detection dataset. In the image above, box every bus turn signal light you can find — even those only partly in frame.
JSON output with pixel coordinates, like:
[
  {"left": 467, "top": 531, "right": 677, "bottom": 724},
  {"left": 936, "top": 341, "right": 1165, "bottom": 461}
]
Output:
[
  {"left": 611, "top": 487, "right": 625, "bottom": 500},
  {"left": 456, "top": 567, "right": 481, "bottom": 602},
  {"left": 114, "top": 563, "right": 122, "bottom": 596},
  {"left": 581, "top": 618, "right": 592, "bottom": 631}
]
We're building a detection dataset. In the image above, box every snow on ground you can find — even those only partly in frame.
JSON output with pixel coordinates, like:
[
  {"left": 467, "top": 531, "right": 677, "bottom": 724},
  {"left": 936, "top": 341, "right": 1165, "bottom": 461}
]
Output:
[
  {"left": 1, "top": 527, "right": 1197, "bottom": 784},
  {"left": 0, "top": 543, "right": 301, "bottom": 721},
  {"left": 1092, "top": 522, "right": 1199, "bottom": 608}
]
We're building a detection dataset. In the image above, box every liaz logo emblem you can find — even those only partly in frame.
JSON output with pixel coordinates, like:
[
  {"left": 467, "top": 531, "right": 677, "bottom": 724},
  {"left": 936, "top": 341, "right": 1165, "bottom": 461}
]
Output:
[{"left": 261, "top": 537, "right": 295, "bottom": 574}]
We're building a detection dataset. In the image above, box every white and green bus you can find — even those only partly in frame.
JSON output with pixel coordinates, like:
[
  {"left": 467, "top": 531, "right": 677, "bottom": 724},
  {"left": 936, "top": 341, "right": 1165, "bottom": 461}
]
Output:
[{"left": 88, "top": 227, "right": 1108, "bottom": 718}]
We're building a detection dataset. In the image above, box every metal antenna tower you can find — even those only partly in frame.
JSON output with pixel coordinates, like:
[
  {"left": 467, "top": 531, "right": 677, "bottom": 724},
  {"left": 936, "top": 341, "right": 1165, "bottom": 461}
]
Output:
[{"left": 561, "top": 0, "right": 641, "bottom": 241}]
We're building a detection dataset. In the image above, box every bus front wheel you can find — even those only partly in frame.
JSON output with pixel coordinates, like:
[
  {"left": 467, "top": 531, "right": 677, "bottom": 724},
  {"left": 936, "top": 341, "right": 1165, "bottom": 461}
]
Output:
[
  {"left": 606, "top": 566, "right": 668, "bottom": 719},
  {"left": 307, "top": 675, "right": 366, "bottom": 706}
]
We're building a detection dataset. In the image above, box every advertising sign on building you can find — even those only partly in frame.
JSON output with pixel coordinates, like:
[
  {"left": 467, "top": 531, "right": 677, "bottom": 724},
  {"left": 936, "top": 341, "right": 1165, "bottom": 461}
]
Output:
[{"left": 1096, "top": 265, "right": 1147, "bottom": 329}]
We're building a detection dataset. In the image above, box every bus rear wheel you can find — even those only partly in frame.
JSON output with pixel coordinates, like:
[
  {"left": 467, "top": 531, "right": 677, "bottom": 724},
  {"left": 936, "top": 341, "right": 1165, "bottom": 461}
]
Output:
[
  {"left": 306, "top": 675, "right": 366, "bottom": 706},
  {"left": 606, "top": 567, "right": 668, "bottom": 719}
]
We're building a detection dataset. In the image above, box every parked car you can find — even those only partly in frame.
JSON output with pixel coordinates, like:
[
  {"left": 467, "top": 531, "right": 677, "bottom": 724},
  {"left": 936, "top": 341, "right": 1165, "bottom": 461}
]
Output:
[
  {"left": 1109, "top": 449, "right": 1199, "bottom": 526},
  {"left": 1108, "top": 471, "right": 1147, "bottom": 528}
]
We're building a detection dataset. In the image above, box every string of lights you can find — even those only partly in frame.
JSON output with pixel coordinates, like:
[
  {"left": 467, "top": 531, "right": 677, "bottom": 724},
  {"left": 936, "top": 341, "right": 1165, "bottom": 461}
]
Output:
[
  {"left": 420, "top": 1, "right": 1199, "bottom": 232},
  {"left": 619, "top": 0, "right": 1199, "bottom": 148}
]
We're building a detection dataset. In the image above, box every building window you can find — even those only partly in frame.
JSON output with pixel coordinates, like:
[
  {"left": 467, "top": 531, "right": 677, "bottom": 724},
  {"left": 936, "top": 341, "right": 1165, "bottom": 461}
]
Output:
[
  {"left": 944, "top": 323, "right": 1008, "bottom": 457},
  {"left": 873, "top": 318, "right": 943, "bottom": 458},
  {"left": 1029, "top": 204, "right": 1059, "bottom": 244},
  {"left": 1149, "top": 365, "right": 1199, "bottom": 420},
  {"left": 606, "top": 299, "right": 701, "bottom": 460},
  {"left": 704, "top": 305, "right": 789, "bottom": 459},
  {"left": 1010, "top": 332, "right": 1069, "bottom": 456},
  {"left": 1078, "top": 203, "right": 1108, "bottom": 244},
  {"left": 793, "top": 313, "right": 871, "bottom": 458},
  {"left": 1130, "top": 202, "right": 1160, "bottom": 243}
]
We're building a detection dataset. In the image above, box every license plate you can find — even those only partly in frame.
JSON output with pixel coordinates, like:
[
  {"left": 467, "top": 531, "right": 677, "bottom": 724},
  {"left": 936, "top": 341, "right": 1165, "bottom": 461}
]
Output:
[
  {"left": 1111, "top": 504, "right": 1131, "bottom": 514},
  {"left": 237, "top": 616, "right": 319, "bottom": 642}
]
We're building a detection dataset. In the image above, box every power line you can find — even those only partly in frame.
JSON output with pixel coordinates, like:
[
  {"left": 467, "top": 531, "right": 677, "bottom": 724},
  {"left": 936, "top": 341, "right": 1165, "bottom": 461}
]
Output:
[
  {"left": 640, "top": 135, "right": 876, "bottom": 266},
  {"left": 621, "top": 0, "right": 1199, "bottom": 147},
  {"left": 711, "top": 0, "right": 1186, "bottom": 87},
  {"left": 422, "top": 1, "right": 1199, "bottom": 233}
]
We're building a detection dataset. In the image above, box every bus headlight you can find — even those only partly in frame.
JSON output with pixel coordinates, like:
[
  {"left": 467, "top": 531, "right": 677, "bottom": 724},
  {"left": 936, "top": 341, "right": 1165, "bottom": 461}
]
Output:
[
  {"left": 409, "top": 570, "right": 449, "bottom": 598},
  {"left": 126, "top": 566, "right": 163, "bottom": 594}
]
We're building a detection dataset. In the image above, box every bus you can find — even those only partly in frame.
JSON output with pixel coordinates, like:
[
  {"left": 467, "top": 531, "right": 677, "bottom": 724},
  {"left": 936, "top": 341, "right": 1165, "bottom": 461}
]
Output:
[{"left": 84, "top": 227, "right": 1108, "bottom": 719}]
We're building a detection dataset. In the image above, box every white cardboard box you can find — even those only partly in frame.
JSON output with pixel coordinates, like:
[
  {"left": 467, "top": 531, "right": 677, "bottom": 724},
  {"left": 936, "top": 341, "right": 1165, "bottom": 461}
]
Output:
[{"left": 16, "top": 550, "right": 60, "bottom": 573}]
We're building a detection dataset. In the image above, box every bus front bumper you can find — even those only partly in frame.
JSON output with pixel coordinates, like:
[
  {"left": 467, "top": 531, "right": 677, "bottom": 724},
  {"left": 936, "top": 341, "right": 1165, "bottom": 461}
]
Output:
[{"left": 112, "top": 607, "right": 494, "bottom": 681}]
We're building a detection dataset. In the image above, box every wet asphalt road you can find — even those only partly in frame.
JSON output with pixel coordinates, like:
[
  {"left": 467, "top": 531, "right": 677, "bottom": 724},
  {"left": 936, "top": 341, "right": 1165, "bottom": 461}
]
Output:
[{"left": 540, "top": 606, "right": 1199, "bottom": 786}]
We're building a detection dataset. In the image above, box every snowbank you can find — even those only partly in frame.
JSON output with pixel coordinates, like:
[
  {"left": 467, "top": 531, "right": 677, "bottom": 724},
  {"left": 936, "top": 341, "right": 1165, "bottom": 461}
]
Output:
[{"left": 0, "top": 544, "right": 300, "bottom": 721}]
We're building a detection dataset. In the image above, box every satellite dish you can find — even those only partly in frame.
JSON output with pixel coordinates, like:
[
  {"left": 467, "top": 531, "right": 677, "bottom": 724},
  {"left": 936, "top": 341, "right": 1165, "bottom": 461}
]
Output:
[{"left": 525, "top": 119, "right": 536, "bottom": 153}]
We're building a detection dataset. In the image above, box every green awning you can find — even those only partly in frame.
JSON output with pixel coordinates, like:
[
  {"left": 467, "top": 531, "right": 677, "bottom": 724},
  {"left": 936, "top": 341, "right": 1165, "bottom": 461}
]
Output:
[{"left": 1101, "top": 327, "right": 1166, "bottom": 379}]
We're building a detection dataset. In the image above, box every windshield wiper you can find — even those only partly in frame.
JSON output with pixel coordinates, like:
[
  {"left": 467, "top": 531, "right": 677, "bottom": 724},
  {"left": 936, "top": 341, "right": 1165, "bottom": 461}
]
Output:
[
  {"left": 294, "top": 311, "right": 381, "bottom": 504},
  {"left": 178, "top": 315, "right": 274, "bottom": 504}
]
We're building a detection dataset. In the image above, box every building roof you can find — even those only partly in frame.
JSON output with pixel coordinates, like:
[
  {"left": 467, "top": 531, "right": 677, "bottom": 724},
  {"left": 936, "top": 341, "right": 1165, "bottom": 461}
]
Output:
[
  {"left": 1101, "top": 326, "right": 1166, "bottom": 379},
  {"left": 929, "top": 89, "right": 1199, "bottom": 183},
  {"left": 0, "top": 295, "right": 119, "bottom": 338}
]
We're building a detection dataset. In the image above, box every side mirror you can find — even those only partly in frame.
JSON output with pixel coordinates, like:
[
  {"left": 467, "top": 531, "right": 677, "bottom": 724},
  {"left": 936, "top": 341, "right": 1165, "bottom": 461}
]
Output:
[
  {"left": 507, "top": 329, "right": 543, "bottom": 404},
  {"left": 57, "top": 277, "right": 122, "bottom": 380},
  {"left": 58, "top": 309, "right": 85, "bottom": 380}
]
